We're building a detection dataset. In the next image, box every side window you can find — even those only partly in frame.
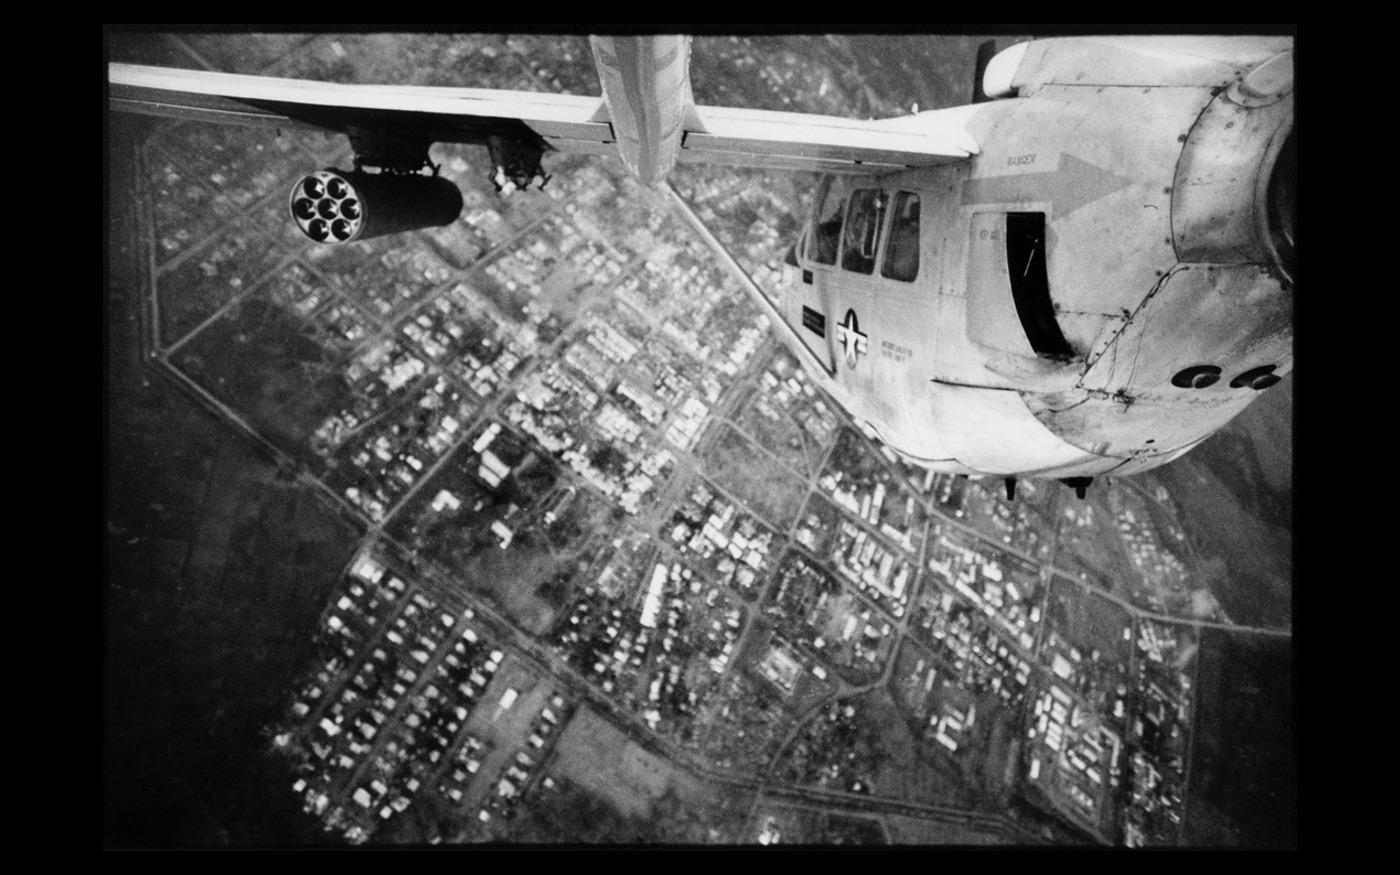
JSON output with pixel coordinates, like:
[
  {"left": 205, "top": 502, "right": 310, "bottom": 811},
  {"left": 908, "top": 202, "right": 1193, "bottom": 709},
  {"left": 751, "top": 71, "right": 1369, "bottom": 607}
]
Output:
[
  {"left": 881, "top": 192, "right": 920, "bottom": 282},
  {"left": 840, "top": 189, "right": 886, "bottom": 274},
  {"left": 808, "top": 176, "right": 847, "bottom": 265}
]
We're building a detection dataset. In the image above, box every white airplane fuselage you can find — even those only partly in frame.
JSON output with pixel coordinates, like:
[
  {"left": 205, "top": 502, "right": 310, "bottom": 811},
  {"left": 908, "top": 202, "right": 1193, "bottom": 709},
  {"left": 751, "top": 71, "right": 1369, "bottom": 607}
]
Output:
[
  {"left": 770, "top": 37, "right": 1293, "bottom": 480},
  {"left": 107, "top": 36, "right": 1294, "bottom": 485}
]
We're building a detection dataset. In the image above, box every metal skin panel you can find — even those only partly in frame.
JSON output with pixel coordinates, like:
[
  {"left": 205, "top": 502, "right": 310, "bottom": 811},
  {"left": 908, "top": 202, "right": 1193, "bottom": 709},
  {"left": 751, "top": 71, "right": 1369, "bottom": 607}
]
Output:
[
  {"left": 872, "top": 348, "right": 964, "bottom": 466},
  {"left": 863, "top": 88, "right": 1201, "bottom": 391},
  {"left": 781, "top": 36, "right": 1292, "bottom": 479},
  {"left": 666, "top": 181, "right": 975, "bottom": 470},
  {"left": 791, "top": 172, "right": 1042, "bottom": 469},
  {"left": 957, "top": 89, "right": 1203, "bottom": 349},
  {"left": 965, "top": 212, "right": 1037, "bottom": 358},
  {"left": 1009, "top": 37, "right": 1293, "bottom": 92},
  {"left": 111, "top": 59, "right": 981, "bottom": 179},
  {"left": 109, "top": 63, "right": 613, "bottom": 145},
  {"left": 1104, "top": 436, "right": 1205, "bottom": 476},
  {"left": 1078, "top": 262, "right": 1293, "bottom": 395},
  {"left": 928, "top": 382, "right": 1103, "bottom": 476},
  {"left": 683, "top": 103, "right": 978, "bottom": 168},
  {"left": 867, "top": 413, "right": 971, "bottom": 473},
  {"left": 675, "top": 150, "right": 910, "bottom": 175},
  {"left": 1027, "top": 262, "right": 1292, "bottom": 460},
  {"left": 1172, "top": 67, "right": 1294, "bottom": 267}
]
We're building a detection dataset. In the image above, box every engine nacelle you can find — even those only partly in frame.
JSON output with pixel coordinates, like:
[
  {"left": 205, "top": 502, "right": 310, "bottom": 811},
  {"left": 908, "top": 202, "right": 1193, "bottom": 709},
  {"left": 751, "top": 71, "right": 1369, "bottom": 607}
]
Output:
[
  {"left": 289, "top": 168, "right": 463, "bottom": 244},
  {"left": 1166, "top": 49, "right": 1293, "bottom": 290}
]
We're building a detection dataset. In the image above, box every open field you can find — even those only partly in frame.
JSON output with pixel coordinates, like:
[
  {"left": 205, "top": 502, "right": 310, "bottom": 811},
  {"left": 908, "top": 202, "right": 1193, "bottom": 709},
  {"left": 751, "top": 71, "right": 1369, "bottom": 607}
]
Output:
[
  {"left": 172, "top": 295, "right": 354, "bottom": 459},
  {"left": 701, "top": 423, "right": 808, "bottom": 532},
  {"left": 549, "top": 705, "right": 713, "bottom": 820},
  {"left": 109, "top": 122, "right": 363, "bottom": 845},
  {"left": 1183, "top": 628, "right": 1294, "bottom": 848}
]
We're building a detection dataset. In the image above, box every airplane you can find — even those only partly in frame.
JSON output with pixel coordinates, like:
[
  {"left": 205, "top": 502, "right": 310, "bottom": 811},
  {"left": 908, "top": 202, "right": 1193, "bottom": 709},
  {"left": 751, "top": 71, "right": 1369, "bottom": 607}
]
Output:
[{"left": 107, "top": 33, "right": 1294, "bottom": 500}]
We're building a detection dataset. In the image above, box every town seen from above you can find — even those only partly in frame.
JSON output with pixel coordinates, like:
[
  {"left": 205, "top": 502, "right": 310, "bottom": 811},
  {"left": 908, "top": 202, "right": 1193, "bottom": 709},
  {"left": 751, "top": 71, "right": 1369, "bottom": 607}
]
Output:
[{"left": 105, "top": 32, "right": 1295, "bottom": 848}]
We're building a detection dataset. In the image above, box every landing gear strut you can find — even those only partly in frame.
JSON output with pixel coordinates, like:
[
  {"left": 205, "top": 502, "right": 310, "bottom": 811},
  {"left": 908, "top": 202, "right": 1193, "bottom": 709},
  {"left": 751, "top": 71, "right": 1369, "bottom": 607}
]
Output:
[{"left": 1060, "top": 477, "right": 1093, "bottom": 500}]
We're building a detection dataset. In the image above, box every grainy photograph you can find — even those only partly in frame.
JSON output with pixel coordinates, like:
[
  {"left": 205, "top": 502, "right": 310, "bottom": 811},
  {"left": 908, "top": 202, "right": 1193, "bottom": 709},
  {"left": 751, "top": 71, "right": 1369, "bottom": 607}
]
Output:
[{"left": 105, "top": 28, "right": 1295, "bottom": 849}]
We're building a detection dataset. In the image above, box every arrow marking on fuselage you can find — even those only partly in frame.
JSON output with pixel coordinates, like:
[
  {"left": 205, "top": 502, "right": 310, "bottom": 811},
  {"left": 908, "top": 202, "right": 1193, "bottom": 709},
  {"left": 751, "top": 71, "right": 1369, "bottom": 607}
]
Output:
[{"left": 960, "top": 153, "right": 1131, "bottom": 218}]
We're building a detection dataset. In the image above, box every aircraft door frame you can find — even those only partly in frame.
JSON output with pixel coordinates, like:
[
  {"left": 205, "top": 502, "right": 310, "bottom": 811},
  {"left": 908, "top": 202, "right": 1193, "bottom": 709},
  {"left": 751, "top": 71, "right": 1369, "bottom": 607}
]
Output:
[{"left": 792, "top": 174, "right": 851, "bottom": 376}]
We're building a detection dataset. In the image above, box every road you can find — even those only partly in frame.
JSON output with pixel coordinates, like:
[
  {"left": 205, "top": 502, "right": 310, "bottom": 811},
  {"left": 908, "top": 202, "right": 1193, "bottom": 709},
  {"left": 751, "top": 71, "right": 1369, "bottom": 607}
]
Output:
[{"left": 125, "top": 115, "right": 1288, "bottom": 846}]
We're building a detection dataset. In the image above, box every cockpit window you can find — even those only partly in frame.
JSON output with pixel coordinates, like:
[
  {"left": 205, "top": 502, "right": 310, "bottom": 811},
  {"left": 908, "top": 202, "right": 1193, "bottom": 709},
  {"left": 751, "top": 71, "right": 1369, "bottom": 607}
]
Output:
[
  {"left": 808, "top": 176, "right": 847, "bottom": 266},
  {"left": 881, "top": 192, "right": 920, "bottom": 282},
  {"left": 841, "top": 189, "right": 886, "bottom": 274}
]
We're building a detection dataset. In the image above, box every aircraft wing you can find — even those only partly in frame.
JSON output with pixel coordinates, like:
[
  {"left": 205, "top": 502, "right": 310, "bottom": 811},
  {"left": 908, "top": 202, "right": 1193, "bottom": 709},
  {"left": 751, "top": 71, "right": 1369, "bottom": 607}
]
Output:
[
  {"left": 675, "top": 104, "right": 978, "bottom": 175},
  {"left": 109, "top": 42, "right": 978, "bottom": 180},
  {"left": 108, "top": 62, "right": 615, "bottom": 157}
]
